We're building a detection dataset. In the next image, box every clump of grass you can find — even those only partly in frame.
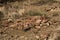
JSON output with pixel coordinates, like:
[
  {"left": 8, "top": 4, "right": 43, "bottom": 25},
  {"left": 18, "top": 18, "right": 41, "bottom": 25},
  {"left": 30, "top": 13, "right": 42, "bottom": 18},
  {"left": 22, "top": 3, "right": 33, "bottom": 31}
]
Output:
[
  {"left": 31, "top": 0, "right": 57, "bottom": 5},
  {"left": 22, "top": 10, "right": 50, "bottom": 19},
  {"left": 24, "top": 11, "right": 43, "bottom": 16}
]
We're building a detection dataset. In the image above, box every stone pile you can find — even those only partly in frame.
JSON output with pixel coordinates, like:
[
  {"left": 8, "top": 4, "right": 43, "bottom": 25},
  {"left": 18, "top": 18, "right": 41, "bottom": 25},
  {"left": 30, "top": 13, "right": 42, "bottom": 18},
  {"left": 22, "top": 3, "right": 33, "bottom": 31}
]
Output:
[{"left": 1, "top": 16, "right": 52, "bottom": 31}]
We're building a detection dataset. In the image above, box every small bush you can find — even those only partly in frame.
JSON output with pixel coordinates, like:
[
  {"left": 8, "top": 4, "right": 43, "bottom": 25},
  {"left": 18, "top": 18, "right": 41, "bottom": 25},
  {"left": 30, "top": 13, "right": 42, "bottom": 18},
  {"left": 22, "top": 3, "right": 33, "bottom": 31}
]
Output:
[{"left": 24, "top": 11, "right": 43, "bottom": 16}]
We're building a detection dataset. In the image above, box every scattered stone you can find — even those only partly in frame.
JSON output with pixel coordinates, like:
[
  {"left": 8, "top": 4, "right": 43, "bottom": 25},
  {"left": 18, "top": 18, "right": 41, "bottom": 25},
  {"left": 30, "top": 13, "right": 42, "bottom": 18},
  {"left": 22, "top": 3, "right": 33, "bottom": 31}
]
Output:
[
  {"left": 41, "top": 19, "right": 48, "bottom": 23},
  {"left": 23, "top": 26, "right": 31, "bottom": 32},
  {"left": 9, "top": 24, "right": 15, "bottom": 28},
  {"left": 9, "top": 23, "right": 18, "bottom": 29},
  {"left": 35, "top": 19, "right": 41, "bottom": 26},
  {"left": 40, "top": 24, "right": 43, "bottom": 27},
  {"left": 35, "top": 26, "right": 40, "bottom": 29},
  {"left": 48, "top": 21, "right": 53, "bottom": 25},
  {"left": 35, "top": 35, "right": 40, "bottom": 40},
  {"left": 7, "top": 18, "right": 13, "bottom": 23},
  {"left": 46, "top": 22, "right": 50, "bottom": 26},
  {"left": 35, "top": 19, "right": 41, "bottom": 24}
]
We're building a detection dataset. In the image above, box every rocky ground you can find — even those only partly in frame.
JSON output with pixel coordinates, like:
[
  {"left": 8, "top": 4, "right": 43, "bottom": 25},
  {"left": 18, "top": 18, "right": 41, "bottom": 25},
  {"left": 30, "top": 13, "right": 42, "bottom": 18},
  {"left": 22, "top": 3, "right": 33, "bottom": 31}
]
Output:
[{"left": 0, "top": 0, "right": 60, "bottom": 40}]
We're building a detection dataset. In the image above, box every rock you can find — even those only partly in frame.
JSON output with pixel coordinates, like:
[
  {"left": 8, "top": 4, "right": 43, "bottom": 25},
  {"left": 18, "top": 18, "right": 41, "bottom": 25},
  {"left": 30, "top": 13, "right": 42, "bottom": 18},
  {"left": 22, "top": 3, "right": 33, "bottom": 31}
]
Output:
[
  {"left": 35, "top": 35, "right": 40, "bottom": 39},
  {"left": 43, "top": 26, "right": 47, "bottom": 29},
  {"left": 18, "top": 9, "right": 25, "bottom": 16},
  {"left": 41, "top": 19, "right": 48, "bottom": 23},
  {"left": 9, "top": 23, "right": 18, "bottom": 28},
  {"left": 48, "top": 21, "right": 53, "bottom": 25},
  {"left": 9, "top": 24, "right": 15, "bottom": 28},
  {"left": 35, "top": 26, "right": 40, "bottom": 29},
  {"left": 7, "top": 18, "right": 13, "bottom": 23},
  {"left": 16, "top": 19, "right": 22, "bottom": 23},
  {"left": 23, "top": 24, "right": 31, "bottom": 32},
  {"left": 40, "top": 33, "right": 48, "bottom": 39},
  {"left": 40, "top": 24, "right": 43, "bottom": 27},
  {"left": 46, "top": 22, "right": 50, "bottom": 26},
  {"left": 35, "top": 20, "right": 41, "bottom": 24},
  {"left": 35, "top": 19, "right": 41, "bottom": 26}
]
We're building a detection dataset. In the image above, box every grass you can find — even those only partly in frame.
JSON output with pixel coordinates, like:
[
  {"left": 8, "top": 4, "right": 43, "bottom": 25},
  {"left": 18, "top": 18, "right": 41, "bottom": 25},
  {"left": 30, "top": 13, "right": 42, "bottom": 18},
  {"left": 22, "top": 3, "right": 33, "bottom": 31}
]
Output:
[
  {"left": 23, "top": 10, "right": 43, "bottom": 16},
  {"left": 22, "top": 10, "right": 49, "bottom": 19}
]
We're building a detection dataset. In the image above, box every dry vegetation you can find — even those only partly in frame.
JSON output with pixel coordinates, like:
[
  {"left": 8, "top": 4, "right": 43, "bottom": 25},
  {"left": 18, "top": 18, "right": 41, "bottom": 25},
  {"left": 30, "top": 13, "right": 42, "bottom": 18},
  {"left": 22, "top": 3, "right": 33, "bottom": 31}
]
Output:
[{"left": 0, "top": 0, "right": 60, "bottom": 40}]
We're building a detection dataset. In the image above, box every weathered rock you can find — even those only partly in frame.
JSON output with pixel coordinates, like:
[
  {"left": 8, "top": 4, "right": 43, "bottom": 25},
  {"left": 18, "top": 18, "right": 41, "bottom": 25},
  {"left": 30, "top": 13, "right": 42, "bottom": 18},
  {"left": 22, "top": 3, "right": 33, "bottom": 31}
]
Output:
[
  {"left": 35, "top": 19, "right": 41, "bottom": 26},
  {"left": 35, "top": 26, "right": 40, "bottom": 29},
  {"left": 46, "top": 22, "right": 50, "bottom": 26},
  {"left": 35, "top": 35, "right": 40, "bottom": 40},
  {"left": 23, "top": 24, "right": 31, "bottom": 32},
  {"left": 7, "top": 18, "right": 13, "bottom": 23}
]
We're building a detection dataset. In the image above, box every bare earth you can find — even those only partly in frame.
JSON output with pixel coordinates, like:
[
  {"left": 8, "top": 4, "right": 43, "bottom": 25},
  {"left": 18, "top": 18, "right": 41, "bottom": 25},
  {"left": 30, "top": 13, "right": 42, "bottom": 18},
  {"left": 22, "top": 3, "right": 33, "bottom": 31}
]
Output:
[{"left": 0, "top": 0, "right": 60, "bottom": 40}]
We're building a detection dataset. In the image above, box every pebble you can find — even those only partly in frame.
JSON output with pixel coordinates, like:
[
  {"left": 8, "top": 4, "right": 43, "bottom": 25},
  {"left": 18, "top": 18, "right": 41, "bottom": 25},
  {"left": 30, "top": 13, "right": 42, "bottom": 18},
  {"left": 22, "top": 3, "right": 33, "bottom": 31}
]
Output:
[
  {"left": 46, "top": 22, "right": 50, "bottom": 26},
  {"left": 9, "top": 23, "right": 18, "bottom": 28},
  {"left": 23, "top": 24, "right": 29, "bottom": 30},
  {"left": 20, "top": 36, "right": 25, "bottom": 38},
  {"left": 23, "top": 24, "right": 31, "bottom": 31},
  {"left": 17, "top": 26, "right": 22, "bottom": 30},
  {"left": 8, "top": 18, "right": 13, "bottom": 22},
  {"left": 41, "top": 19, "right": 48, "bottom": 23},
  {"left": 24, "top": 24, "right": 28, "bottom": 28},
  {"left": 40, "top": 24, "right": 43, "bottom": 27},
  {"left": 48, "top": 21, "right": 53, "bottom": 25},
  {"left": 9, "top": 25, "right": 15, "bottom": 28},
  {"left": 35, "top": 26, "right": 40, "bottom": 29},
  {"left": 41, "top": 34, "right": 47, "bottom": 39},
  {"left": 35, "top": 20, "right": 41, "bottom": 24},
  {"left": 35, "top": 35, "right": 40, "bottom": 39}
]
